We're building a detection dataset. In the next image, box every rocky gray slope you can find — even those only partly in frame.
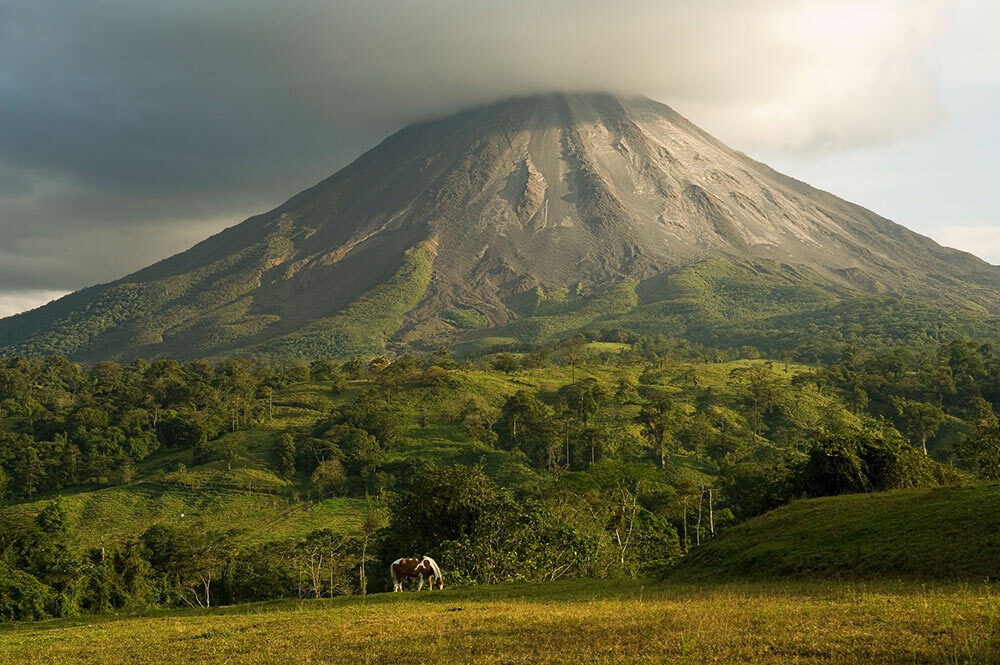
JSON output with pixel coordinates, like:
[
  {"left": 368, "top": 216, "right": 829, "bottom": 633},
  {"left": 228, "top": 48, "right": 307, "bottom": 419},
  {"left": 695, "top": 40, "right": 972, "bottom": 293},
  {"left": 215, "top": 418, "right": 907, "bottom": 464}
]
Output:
[{"left": 2, "top": 93, "right": 998, "bottom": 360}]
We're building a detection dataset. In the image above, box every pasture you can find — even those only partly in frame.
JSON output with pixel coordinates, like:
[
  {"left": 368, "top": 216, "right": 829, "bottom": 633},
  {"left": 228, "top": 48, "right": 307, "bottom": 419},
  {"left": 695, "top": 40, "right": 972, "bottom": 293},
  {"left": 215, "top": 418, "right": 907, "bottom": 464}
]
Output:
[{"left": 1, "top": 579, "right": 997, "bottom": 664}]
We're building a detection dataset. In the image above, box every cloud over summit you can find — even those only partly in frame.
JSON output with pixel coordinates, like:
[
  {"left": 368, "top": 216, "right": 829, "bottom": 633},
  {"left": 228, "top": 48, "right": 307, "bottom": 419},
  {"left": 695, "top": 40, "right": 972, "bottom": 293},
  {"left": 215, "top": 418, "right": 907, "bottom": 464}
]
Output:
[{"left": 0, "top": 0, "right": 954, "bottom": 308}]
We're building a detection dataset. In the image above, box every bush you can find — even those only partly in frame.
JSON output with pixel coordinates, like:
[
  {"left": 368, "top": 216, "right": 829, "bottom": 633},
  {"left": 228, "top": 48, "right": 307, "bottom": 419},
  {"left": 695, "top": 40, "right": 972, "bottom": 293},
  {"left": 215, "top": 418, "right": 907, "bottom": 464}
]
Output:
[
  {"left": 439, "top": 496, "right": 595, "bottom": 584},
  {"left": 156, "top": 413, "right": 207, "bottom": 449},
  {"left": 802, "top": 422, "right": 963, "bottom": 497},
  {"left": 720, "top": 462, "right": 801, "bottom": 520},
  {"left": 311, "top": 459, "right": 348, "bottom": 497},
  {"left": 0, "top": 564, "right": 52, "bottom": 622},
  {"left": 384, "top": 465, "right": 599, "bottom": 586}
]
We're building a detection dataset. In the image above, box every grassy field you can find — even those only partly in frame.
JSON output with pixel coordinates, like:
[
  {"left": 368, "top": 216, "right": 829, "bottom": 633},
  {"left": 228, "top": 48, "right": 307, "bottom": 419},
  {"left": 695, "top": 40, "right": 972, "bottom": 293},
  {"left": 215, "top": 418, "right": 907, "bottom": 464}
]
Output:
[
  {"left": 1, "top": 579, "right": 998, "bottom": 664},
  {"left": 678, "top": 484, "right": 1000, "bottom": 581}
]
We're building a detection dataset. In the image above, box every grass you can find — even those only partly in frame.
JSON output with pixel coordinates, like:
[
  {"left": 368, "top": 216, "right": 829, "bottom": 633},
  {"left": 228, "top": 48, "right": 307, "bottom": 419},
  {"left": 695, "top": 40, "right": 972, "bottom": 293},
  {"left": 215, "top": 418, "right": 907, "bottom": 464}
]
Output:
[
  {"left": 678, "top": 484, "right": 1000, "bottom": 581},
  {"left": 493, "top": 279, "right": 640, "bottom": 344},
  {"left": 443, "top": 307, "right": 490, "bottom": 329},
  {"left": 2, "top": 484, "right": 370, "bottom": 551},
  {"left": 1, "top": 579, "right": 998, "bottom": 664}
]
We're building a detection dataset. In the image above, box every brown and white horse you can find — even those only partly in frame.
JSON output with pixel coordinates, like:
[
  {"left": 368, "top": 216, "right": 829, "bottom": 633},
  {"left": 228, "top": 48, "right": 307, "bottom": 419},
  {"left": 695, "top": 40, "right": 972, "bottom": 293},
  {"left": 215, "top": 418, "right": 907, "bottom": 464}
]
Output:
[{"left": 390, "top": 556, "right": 444, "bottom": 591}]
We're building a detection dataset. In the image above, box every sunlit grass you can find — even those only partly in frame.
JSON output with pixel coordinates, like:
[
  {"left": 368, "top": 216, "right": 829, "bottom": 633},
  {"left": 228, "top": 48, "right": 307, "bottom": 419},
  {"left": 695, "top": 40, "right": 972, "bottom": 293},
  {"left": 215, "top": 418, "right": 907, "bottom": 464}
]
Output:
[{"left": 2, "top": 579, "right": 997, "bottom": 664}]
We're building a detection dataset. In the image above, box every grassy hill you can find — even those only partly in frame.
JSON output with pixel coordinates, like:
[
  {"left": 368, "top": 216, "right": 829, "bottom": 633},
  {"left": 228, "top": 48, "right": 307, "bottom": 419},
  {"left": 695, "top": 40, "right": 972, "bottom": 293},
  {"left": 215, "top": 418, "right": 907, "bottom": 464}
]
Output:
[
  {"left": 2, "top": 578, "right": 998, "bottom": 664},
  {"left": 676, "top": 484, "right": 1000, "bottom": 581},
  {"left": 2, "top": 483, "right": 371, "bottom": 552}
]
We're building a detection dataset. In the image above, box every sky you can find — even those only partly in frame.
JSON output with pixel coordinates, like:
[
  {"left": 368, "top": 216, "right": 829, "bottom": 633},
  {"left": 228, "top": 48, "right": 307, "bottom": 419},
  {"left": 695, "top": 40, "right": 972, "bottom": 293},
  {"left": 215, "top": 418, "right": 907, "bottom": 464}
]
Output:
[{"left": 0, "top": 0, "right": 997, "bottom": 318}]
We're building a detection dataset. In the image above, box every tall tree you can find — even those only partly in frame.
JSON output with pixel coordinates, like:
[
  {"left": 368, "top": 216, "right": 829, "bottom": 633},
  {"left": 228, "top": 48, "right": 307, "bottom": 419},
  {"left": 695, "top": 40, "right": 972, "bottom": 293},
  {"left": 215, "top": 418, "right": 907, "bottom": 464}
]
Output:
[
  {"left": 891, "top": 397, "right": 945, "bottom": 456},
  {"left": 636, "top": 393, "right": 684, "bottom": 468}
]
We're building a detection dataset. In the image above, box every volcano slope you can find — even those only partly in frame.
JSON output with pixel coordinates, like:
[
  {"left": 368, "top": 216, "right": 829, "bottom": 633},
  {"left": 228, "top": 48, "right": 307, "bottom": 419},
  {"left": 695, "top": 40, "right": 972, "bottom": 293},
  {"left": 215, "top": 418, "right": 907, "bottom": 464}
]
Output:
[{"left": 3, "top": 93, "right": 999, "bottom": 361}]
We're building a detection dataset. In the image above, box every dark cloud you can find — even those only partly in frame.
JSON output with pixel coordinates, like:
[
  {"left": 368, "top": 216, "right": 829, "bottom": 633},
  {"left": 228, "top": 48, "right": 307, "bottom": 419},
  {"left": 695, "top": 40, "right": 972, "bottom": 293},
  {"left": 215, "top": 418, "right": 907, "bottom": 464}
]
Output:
[{"left": 0, "top": 0, "right": 947, "bottom": 309}]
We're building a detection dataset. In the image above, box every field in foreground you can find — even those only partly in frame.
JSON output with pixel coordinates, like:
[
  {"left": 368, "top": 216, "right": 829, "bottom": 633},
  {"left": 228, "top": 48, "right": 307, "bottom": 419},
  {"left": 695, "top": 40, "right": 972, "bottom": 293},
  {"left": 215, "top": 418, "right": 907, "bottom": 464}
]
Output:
[{"left": 2, "top": 579, "right": 998, "bottom": 664}]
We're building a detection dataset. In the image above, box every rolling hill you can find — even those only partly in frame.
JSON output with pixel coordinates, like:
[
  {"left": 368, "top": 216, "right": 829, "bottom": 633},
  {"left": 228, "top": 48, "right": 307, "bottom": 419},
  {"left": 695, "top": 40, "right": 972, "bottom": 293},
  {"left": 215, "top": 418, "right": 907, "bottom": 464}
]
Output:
[{"left": 675, "top": 484, "right": 1000, "bottom": 580}]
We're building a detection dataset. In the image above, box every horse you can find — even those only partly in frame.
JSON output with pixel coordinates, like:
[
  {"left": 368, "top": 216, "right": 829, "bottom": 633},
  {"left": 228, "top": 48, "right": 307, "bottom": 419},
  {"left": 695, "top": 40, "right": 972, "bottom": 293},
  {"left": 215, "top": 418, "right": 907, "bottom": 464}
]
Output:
[{"left": 390, "top": 556, "right": 444, "bottom": 592}]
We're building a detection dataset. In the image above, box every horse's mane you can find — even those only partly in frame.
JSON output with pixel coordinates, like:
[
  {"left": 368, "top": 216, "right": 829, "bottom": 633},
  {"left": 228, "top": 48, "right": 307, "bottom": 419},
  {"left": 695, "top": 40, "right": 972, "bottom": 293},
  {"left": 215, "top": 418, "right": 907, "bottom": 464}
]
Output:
[{"left": 424, "top": 556, "right": 442, "bottom": 581}]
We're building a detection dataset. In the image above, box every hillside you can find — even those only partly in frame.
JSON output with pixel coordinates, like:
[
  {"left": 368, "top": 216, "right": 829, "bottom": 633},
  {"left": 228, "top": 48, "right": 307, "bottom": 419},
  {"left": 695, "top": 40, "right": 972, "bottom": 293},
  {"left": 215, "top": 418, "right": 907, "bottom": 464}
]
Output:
[
  {"left": 4, "top": 338, "right": 995, "bottom": 555},
  {"left": 3, "top": 93, "right": 1000, "bottom": 361},
  {"left": 676, "top": 484, "right": 1000, "bottom": 580},
  {"left": 1, "top": 352, "right": 753, "bottom": 550}
]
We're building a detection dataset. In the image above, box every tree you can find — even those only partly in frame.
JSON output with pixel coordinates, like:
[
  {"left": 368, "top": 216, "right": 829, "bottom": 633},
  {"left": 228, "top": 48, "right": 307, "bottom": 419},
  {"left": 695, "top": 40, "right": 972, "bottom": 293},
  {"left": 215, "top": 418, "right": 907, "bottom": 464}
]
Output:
[
  {"left": 955, "top": 399, "right": 1000, "bottom": 479},
  {"left": 559, "top": 461, "right": 678, "bottom": 576},
  {"left": 557, "top": 378, "right": 605, "bottom": 467},
  {"left": 358, "top": 504, "right": 387, "bottom": 594},
  {"left": 309, "top": 359, "right": 340, "bottom": 381},
  {"left": 558, "top": 379, "right": 605, "bottom": 430},
  {"left": 491, "top": 354, "right": 521, "bottom": 374},
  {"left": 35, "top": 499, "right": 69, "bottom": 535},
  {"left": 614, "top": 376, "right": 639, "bottom": 406},
  {"left": 495, "top": 391, "right": 560, "bottom": 470},
  {"left": 294, "top": 530, "right": 354, "bottom": 598},
  {"left": 728, "top": 363, "right": 781, "bottom": 445},
  {"left": 271, "top": 433, "right": 296, "bottom": 478},
  {"left": 341, "top": 357, "right": 366, "bottom": 380},
  {"left": 587, "top": 461, "right": 656, "bottom": 568},
  {"left": 636, "top": 393, "right": 684, "bottom": 468},
  {"left": 310, "top": 359, "right": 348, "bottom": 393},
  {"left": 374, "top": 356, "right": 417, "bottom": 396},
  {"left": 0, "top": 564, "right": 52, "bottom": 621},
  {"left": 156, "top": 413, "right": 206, "bottom": 449},
  {"left": 219, "top": 435, "right": 246, "bottom": 471},
  {"left": 141, "top": 526, "right": 224, "bottom": 608},
  {"left": 459, "top": 397, "right": 499, "bottom": 447},
  {"left": 891, "top": 397, "right": 945, "bottom": 456},
  {"left": 956, "top": 427, "right": 1000, "bottom": 480},
  {"left": 387, "top": 465, "right": 497, "bottom": 555},
  {"left": 559, "top": 335, "right": 587, "bottom": 380},
  {"left": 311, "top": 459, "right": 348, "bottom": 497},
  {"left": 720, "top": 462, "right": 799, "bottom": 520},
  {"left": 801, "top": 421, "right": 952, "bottom": 497},
  {"left": 332, "top": 425, "right": 383, "bottom": 488},
  {"left": 338, "top": 394, "right": 407, "bottom": 448},
  {"left": 192, "top": 433, "right": 215, "bottom": 465},
  {"left": 11, "top": 442, "right": 44, "bottom": 498}
]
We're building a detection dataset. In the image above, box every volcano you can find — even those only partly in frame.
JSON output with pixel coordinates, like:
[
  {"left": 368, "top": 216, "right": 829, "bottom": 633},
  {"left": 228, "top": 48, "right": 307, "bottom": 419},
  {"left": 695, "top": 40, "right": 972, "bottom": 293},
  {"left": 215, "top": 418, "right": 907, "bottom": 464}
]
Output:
[{"left": 3, "top": 93, "right": 999, "bottom": 361}]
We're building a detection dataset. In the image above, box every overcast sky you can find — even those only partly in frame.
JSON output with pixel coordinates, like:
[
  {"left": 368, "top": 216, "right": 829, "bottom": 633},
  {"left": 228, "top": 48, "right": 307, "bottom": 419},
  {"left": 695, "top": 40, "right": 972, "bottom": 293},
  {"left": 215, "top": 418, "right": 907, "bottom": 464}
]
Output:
[{"left": 1, "top": 0, "right": 997, "bottom": 318}]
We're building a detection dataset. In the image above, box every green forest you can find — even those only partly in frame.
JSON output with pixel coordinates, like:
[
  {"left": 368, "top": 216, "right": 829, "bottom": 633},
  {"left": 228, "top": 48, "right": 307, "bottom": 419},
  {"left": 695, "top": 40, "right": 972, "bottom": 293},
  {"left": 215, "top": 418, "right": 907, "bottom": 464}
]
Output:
[{"left": 1, "top": 332, "right": 998, "bottom": 621}]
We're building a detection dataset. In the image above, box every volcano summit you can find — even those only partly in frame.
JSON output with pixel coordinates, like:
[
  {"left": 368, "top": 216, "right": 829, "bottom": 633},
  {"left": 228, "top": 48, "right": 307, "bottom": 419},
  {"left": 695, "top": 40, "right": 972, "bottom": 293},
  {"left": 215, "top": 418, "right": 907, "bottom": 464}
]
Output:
[{"left": 3, "top": 93, "right": 999, "bottom": 361}]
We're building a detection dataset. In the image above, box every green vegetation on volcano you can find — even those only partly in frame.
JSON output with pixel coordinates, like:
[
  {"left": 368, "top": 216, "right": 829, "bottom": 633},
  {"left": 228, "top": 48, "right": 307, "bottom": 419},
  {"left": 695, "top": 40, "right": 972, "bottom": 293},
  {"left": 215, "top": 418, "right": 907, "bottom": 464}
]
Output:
[
  {"left": 5, "top": 252, "right": 1000, "bottom": 365},
  {"left": 255, "top": 241, "right": 436, "bottom": 360}
]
